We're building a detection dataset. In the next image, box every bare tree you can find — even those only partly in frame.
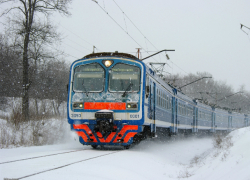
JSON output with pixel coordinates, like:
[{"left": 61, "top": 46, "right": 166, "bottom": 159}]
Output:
[{"left": 0, "top": 0, "right": 72, "bottom": 121}]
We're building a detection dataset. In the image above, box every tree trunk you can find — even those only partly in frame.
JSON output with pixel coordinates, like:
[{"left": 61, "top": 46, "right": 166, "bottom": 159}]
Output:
[
  {"left": 22, "top": 33, "right": 30, "bottom": 121},
  {"left": 35, "top": 98, "right": 39, "bottom": 115},
  {"left": 21, "top": 0, "right": 35, "bottom": 121}
]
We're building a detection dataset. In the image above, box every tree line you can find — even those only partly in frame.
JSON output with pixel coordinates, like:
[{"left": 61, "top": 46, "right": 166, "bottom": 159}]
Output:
[{"left": 164, "top": 72, "right": 250, "bottom": 114}]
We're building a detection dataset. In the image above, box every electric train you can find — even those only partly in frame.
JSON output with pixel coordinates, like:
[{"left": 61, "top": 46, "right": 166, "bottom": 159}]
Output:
[{"left": 67, "top": 52, "right": 249, "bottom": 149}]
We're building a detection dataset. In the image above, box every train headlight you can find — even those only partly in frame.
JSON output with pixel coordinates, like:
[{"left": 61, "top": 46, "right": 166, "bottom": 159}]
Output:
[
  {"left": 103, "top": 60, "right": 113, "bottom": 67},
  {"left": 126, "top": 103, "right": 138, "bottom": 110},
  {"left": 73, "top": 102, "right": 84, "bottom": 109}
]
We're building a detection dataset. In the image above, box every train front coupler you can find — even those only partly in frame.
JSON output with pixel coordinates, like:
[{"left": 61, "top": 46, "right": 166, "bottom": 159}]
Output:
[{"left": 94, "top": 110, "right": 117, "bottom": 137}]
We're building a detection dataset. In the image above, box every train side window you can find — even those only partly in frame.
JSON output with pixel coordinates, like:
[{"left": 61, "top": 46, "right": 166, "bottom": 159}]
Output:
[
  {"left": 161, "top": 91, "right": 163, "bottom": 107},
  {"left": 163, "top": 94, "right": 166, "bottom": 109},
  {"left": 166, "top": 96, "right": 168, "bottom": 109},
  {"left": 162, "top": 94, "right": 164, "bottom": 108},
  {"left": 166, "top": 96, "right": 169, "bottom": 109},
  {"left": 159, "top": 91, "right": 161, "bottom": 107},
  {"left": 178, "top": 103, "right": 180, "bottom": 114},
  {"left": 145, "top": 76, "right": 149, "bottom": 98},
  {"left": 164, "top": 95, "right": 166, "bottom": 109},
  {"left": 170, "top": 97, "right": 172, "bottom": 109},
  {"left": 161, "top": 92, "right": 163, "bottom": 107},
  {"left": 183, "top": 105, "right": 185, "bottom": 115},
  {"left": 169, "top": 98, "right": 172, "bottom": 109},
  {"left": 146, "top": 85, "right": 149, "bottom": 98},
  {"left": 160, "top": 91, "right": 162, "bottom": 107},
  {"left": 180, "top": 104, "right": 183, "bottom": 115},
  {"left": 158, "top": 89, "right": 160, "bottom": 106},
  {"left": 165, "top": 95, "right": 167, "bottom": 109},
  {"left": 184, "top": 105, "right": 186, "bottom": 116},
  {"left": 162, "top": 93, "right": 164, "bottom": 108},
  {"left": 157, "top": 89, "right": 160, "bottom": 106},
  {"left": 146, "top": 75, "right": 149, "bottom": 86}
]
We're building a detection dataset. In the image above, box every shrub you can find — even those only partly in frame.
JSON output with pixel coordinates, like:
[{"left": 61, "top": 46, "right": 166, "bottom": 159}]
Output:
[{"left": 213, "top": 133, "right": 223, "bottom": 149}]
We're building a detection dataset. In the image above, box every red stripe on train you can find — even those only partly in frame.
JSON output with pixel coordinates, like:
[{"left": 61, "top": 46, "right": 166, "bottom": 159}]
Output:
[{"left": 84, "top": 102, "right": 126, "bottom": 110}]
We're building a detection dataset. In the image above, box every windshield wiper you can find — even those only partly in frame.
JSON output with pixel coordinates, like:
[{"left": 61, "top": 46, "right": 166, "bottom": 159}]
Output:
[
  {"left": 82, "top": 82, "right": 89, "bottom": 97},
  {"left": 122, "top": 83, "right": 133, "bottom": 97}
]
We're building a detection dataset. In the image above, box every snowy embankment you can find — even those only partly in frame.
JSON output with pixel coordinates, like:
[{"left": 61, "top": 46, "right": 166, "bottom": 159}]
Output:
[
  {"left": 187, "top": 127, "right": 250, "bottom": 180},
  {"left": 0, "top": 127, "right": 250, "bottom": 180}
]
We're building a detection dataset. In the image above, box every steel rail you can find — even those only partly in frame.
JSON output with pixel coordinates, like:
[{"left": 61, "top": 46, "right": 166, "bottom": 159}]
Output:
[
  {"left": 7, "top": 151, "right": 120, "bottom": 180},
  {"left": 0, "top": 149, "right": 88, "bottom": 165}
]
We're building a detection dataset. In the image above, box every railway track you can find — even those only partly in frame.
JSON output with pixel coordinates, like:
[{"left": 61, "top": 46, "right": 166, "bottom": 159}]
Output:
[
  {"left": 0, "top": 149, "right": 88, "bottom": 165},
  {"left": 2, "top": 149, "right": 120, "bottom": 180}
]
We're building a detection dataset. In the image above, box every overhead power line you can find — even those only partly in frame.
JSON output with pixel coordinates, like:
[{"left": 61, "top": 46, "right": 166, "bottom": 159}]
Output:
[
  {"left": 59, "top": 24, "right": 101, "bottom": 52},
  {"left": 112, "top": 0, "right": 159, "bottom": 52},
  {"left": 91, "top": 0, "right": 145, "bottom": 51},
  {"left": 92, "top": 0, "right": 189, "bottom": 75},
  {"left": 47, "top": 44, "right": 79, "bottom": 59},
  {"left": 112, "top": 0, "right": 186, "bottom": 74}
]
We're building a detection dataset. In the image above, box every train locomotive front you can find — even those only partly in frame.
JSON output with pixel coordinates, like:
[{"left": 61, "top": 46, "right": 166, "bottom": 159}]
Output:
[{"left": 67, "top": 52, "right": 145, "bottom": 148}]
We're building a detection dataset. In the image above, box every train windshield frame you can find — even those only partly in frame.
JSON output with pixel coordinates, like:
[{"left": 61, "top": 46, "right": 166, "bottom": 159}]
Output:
[
  {"left": 73, "top": 63, "right": 105, "bottom": 92},
  {"left": 108, "top": 63, "right": 141, "bottom": 92}
]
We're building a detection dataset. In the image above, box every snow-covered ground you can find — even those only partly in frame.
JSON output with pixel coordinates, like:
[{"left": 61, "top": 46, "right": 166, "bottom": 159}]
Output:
[{"left": 0, "top": 127, "right": 250, "bottom": 180}]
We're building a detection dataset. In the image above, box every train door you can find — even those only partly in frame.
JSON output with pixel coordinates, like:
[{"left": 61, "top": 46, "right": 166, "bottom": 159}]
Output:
[
  {"left": 171, "top": 89, "right": 177, "bottom": 134},
  {"left": 171, "top": 96, "right": 177, "bottom": 134},
  {"left": 193, "top": 107, "right": 197, "bottom": 133},
  {"left": 195, "top": 107, "right": 198, "bottom": 132},
  {"left": 211, "top": 112, "right": 215, "bottom": 133},
  {"left": 149, "top": 81, "right": 156, "bottom": 136}
]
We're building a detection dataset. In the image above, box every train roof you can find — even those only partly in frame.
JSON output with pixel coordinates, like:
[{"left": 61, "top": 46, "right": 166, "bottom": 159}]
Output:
[
  {"left": 214, "top": 108, "right": 230, "bottom": 114},
  {"left": 231, "top": 111, "right": 245, "bottom": 117},
  {"left": 83, "top": 52, "right": 139, "bottom": 60},
  {"left": 196, "top": 101, "right": 213, "bottom": 110},
  {"left": 176, "top": 91, "right": 196, "bottom": 104}
]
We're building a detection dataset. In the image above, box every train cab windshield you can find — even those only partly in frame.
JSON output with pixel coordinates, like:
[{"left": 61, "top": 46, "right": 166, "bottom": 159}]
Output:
[
  {"left": 109, "top": 63, "right": 140, "bottom": 92},
  {"left": 73, "top": 63, "right": 105, "bottom": 92}
]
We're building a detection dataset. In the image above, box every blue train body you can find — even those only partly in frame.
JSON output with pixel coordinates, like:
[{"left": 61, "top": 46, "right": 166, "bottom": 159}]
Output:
[{"left": 67, "top": 52, "right": 249, "bottom": 148}]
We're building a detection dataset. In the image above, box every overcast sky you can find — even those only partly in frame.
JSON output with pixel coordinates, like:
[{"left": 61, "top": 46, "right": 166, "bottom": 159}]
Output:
[{"left": 2, "top": 0, "right": 250, "bottom": 91}]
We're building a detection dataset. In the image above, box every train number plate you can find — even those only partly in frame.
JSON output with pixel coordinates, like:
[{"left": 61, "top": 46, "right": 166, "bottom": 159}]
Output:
[{"left": 130, "top": 114, "right": 139, "bottom": 118}]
